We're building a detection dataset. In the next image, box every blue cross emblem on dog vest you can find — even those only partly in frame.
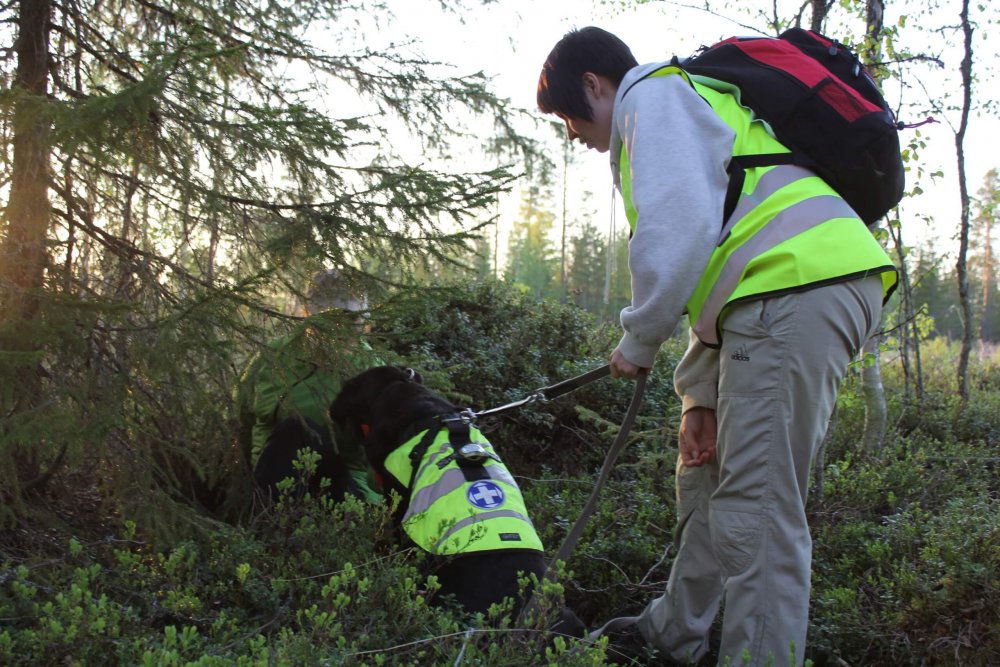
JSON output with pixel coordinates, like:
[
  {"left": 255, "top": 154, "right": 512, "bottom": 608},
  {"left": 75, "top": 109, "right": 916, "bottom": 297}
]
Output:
[{"left": 467, "top": 480, "right": 505, "bottom": 509}]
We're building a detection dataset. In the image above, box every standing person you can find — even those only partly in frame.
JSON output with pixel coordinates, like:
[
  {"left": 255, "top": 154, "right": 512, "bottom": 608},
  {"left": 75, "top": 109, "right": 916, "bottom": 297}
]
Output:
[
  {"left": 536, "top": 27, "right": 897, "bottom": 666},
  {"left": 237, "top": 269, "right": 383, "bottom": 505}
]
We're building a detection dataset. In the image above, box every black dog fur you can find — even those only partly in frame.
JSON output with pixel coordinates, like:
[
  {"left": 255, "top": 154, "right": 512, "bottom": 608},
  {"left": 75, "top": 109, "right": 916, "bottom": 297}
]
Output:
[
  {"left": 330, "top": 366, "right": 584, "bottom": 636},
  {"left": 252, "top": 415, "right": 363, "bottom": 505}
]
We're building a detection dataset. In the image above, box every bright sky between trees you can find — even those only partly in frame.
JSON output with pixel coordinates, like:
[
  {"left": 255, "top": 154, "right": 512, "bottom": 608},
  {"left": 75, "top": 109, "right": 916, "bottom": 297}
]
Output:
[{"left": 386, "top": 0, "right": 999, "bottom": 261}]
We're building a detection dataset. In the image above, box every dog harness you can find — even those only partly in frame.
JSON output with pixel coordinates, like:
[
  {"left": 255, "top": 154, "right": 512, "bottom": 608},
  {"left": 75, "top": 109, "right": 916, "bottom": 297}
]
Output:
[{"left": 382, "top": 418, "right": 544, "bottom": 556}]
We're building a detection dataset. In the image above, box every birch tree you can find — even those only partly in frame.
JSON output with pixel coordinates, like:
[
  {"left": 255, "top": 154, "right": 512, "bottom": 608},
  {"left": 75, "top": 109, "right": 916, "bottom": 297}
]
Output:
[
  {"left": 972, "top": 169, "right": 998, "bottom": 342},
  {"left": 860, "top": 0, "right": 890, "bottom": 453},
  {"left": 953, "top": 0, "right": 975, "bottom": 402}
]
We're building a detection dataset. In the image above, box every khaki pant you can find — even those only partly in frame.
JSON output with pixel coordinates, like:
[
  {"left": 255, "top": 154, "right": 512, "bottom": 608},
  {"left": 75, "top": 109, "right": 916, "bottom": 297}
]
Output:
[{"left": 637, "top": 276, "right": 884, "bottom": 666}]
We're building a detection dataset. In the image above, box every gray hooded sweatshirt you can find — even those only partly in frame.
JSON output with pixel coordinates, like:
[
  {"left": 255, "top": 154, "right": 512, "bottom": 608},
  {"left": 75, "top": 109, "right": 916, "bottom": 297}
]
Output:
[{"left": 608, "top": 62, "right": 735, "bottom": 412}]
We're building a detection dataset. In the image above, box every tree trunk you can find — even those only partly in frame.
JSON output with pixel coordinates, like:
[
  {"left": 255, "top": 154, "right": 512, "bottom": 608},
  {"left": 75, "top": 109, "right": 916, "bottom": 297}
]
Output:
[
  {"left": 808, "top": 0, "right": 831, "bottom": 32},
  {"left": 560, "top": 138, "right": 568, "bottom": 303},
  {"left": 0, "top": 0, "right": 54, "bottom": 498},
  {"left": 1, "top": 0, "right": 53, "bottom": 327},
  {"left": 603, "top": 188, "right": 617, "bottom": 319},
  {"left": 955, "top": 0, "right": 974, "bottom": 403},
  {"left": 494, "top": 194, "right": 500, "bottom": 278},
  {"left": 859, "top": 0, "right": 889, "bottom": 452},
  {"left": 982, "top": 213, "right": 993, "bottom": 341},
  {"left": 889, "top": 216, "right": 924, "bottom": 405},
  {"left": 861, "top": 334, "right": 888, "bottom": 452},
  {"left": 892, "top": 228, "right": 911, "bottom": 404}
]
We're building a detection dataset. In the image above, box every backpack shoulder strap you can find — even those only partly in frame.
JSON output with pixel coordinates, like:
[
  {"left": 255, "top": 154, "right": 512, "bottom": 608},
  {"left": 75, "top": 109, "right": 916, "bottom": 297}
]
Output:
[{"left": 622, "top": 60, "right": 780, "bottom": 226}]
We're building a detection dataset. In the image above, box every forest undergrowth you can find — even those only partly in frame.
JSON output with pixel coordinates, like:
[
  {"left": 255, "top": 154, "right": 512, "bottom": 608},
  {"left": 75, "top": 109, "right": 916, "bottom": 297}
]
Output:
[{"left": 1, "top": 281, "right": 998, "bottom": 666}]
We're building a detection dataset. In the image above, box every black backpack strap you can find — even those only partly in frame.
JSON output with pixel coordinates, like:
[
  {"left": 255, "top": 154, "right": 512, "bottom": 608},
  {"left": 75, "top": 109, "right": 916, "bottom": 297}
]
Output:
[
  {"left": 722, "top": 152, "right": 812, "bottom": 230},
  {"left": 403, "top": 414, "right": 494, "bottom": 490},
  {"left": 729, "top": 152, "right": 801, "bottom": 170},
  {"left": 621, "top": 64, "right": 788, "bottom": 230}
]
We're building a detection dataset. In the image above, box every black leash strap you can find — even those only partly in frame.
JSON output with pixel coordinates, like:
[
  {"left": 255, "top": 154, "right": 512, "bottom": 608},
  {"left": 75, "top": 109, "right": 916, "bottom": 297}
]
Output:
[
  {"left": 539, "top": 364, "right": 611, "bottom": 401},
  {"left": 517, "top": 370, "right": 648, "bottom": 626},
  {"left": 545, "top": 369, "right": 646, "bottom": 578},
  {"left": 470, "top": 364, "right": 611, "bottom": 421}
]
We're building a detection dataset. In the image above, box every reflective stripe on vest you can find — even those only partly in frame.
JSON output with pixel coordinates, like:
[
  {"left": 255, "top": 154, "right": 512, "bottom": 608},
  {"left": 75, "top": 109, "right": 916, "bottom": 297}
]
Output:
[
  {"left": 618, "top": 66, "right": 897, "bottom": 346},
  {"left": 383, "top": 427, "right": 544, "bottom": 556}
]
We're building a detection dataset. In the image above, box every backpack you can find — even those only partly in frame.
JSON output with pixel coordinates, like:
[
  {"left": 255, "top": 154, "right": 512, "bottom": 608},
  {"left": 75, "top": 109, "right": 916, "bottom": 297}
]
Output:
[{"left": 673, "top": 28, "right": 905, "bottom": 226}]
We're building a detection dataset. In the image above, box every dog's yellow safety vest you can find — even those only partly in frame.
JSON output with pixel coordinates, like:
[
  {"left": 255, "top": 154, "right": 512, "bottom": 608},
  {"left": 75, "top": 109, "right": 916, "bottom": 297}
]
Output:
[
  {"left": 617, "top": 66, "right": 898, "bottom": 347},
  {"left": 383, "top": 424, "right": 544, "bottom": 556}
]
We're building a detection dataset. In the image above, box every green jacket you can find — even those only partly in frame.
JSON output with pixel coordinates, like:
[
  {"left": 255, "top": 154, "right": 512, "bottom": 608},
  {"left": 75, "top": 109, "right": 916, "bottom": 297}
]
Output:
[{"left": 237, "top": 318, "right": 382, "bottom": 503}]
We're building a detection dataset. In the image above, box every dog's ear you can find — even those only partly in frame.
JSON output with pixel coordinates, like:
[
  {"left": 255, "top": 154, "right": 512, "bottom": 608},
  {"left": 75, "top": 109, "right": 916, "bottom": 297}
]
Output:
[{"left": 401, "top": 366, "right": 423, "bottom": 385}]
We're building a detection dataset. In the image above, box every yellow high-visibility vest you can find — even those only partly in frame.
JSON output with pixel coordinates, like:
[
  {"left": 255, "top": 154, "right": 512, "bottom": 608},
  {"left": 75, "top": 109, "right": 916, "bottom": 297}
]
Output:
[
  {"left": 383, "top": 425, "right": 544, "bottom": 555},
  {"left": 618, "top": 66, "right": 897, "bottom": 346}
]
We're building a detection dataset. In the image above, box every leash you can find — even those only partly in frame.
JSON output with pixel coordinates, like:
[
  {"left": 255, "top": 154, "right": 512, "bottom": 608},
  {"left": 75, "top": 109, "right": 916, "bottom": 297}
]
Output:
[
  {"left": 545, "top": 369, "right": 646, "bottom": 578},
  {"left": 449, "top": 364, "right": 612, "bottom": 424},
  {"left": 516, "top": 369, "right": 648, "bottom": 628}
]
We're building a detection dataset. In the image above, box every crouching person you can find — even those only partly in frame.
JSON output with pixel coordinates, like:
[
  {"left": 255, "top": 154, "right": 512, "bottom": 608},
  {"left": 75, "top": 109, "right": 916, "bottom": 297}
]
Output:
[{"left": 236, "top": 268, "right": 383, "bottom": 505}]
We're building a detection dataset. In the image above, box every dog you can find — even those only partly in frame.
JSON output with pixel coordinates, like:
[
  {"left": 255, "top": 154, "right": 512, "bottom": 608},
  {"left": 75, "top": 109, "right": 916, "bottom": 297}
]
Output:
[{"left": 329, "top": 365, "right": 584, "bottom": 635}]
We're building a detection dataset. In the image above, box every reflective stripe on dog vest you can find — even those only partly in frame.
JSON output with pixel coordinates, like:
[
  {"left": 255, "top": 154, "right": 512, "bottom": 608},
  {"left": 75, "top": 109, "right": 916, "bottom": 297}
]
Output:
[
  {"left": 617, "top": 66, "right": 897, "bottom": 347},
  {"left": 383, "top": 427, "right": 544, "bottom": 556}
]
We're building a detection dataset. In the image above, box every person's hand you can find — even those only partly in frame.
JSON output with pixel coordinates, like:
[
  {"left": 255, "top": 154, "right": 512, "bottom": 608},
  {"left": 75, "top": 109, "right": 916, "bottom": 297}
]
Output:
[
  {"left": 678, "top": 407, "right": 717, "bottom": 467},
  {"left": 609, "top": 347, "right": 649, "bottom": 380}
]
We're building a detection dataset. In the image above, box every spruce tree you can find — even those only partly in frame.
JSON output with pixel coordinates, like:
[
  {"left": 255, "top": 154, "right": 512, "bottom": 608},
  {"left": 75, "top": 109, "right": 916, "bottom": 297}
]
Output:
[{"left": 0, "top": 0, "right": 528, "bottom": 529}]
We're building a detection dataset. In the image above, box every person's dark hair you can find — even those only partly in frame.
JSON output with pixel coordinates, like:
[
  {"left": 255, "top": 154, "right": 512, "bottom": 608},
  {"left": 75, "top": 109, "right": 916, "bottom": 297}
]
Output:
[{"left": 537, "top": 26, "right": 638, "bottom": 121}]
